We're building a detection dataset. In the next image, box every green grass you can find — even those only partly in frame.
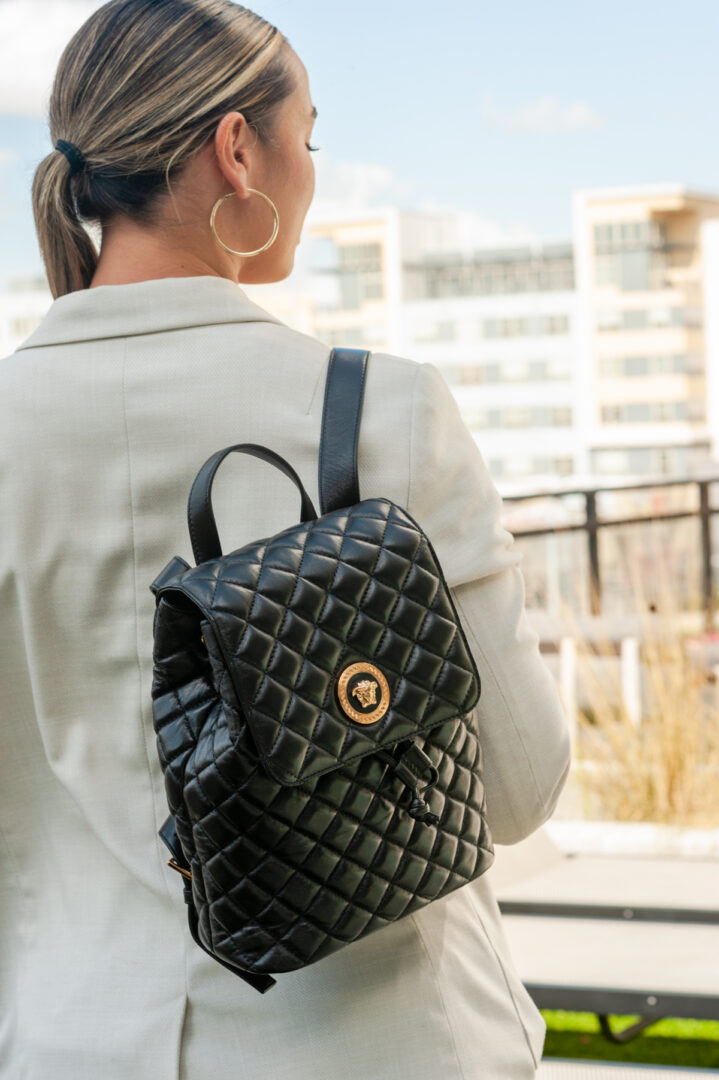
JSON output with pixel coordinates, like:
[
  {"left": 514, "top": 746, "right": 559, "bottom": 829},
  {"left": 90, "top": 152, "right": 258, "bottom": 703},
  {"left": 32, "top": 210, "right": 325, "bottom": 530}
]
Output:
[{"left": 542, "top": 1011, "right": 719, "bottom": 1069}]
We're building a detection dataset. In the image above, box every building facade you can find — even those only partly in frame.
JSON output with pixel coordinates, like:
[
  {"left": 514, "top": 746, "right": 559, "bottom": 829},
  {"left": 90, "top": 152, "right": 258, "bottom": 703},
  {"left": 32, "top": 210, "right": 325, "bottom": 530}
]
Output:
[
  {"left": 4, "top": 186, "right": 719, "bottom": 491},
  {"left": 0, "top": 275, "right": 53, "bottom": 358},
  {"left": 572, "top": 185, "right": 719, "bottom": 480},
  {"left": 301, "top": 187, "right": 719, "bottom": 489},
  {"left": 306, "top": 207, "right": 579, "bottom": 487}
]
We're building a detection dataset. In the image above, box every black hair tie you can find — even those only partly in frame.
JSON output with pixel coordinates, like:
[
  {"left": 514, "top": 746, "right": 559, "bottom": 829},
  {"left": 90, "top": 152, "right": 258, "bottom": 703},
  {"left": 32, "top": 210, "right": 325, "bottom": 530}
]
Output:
[{"left": 55, "top": 139, "right": 86, "bottom": 175}]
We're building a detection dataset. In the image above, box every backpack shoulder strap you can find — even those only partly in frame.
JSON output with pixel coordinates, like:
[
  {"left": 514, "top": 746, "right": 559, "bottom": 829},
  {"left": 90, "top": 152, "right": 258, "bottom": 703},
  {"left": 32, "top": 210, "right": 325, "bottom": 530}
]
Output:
[{"left": 318, "top": 347, "right": 370, "bottom": 516}]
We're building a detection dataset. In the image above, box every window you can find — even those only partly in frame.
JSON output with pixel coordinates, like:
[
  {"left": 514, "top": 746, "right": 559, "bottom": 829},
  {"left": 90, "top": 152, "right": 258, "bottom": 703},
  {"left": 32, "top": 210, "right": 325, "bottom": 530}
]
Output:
[
  {"left": 337, "top": 242, "right": 384, "bottom": 310},
  {"left": 524, "top": 316, "right": 545, "bottom": 337},
  {"left": 600, "top": 356, "right": 622, "bottom": 377},
  {"left": 657, "top": 449, "right": 672, "bottom": 475},
  {"left": 505, "top": 456, "right": 534, "bottom": 476},
  {"left": 548, "top": 314, "right": 569, "bottom": 334},
  {"left": 623, "top": 309, "right": 648, "bottom": 329},
  {"left": 595, "top": 255, "right": 617, "bottom": 285},
  {"left": 675, "top": 307, "right": 703, "bottom": 328},
  {"left": 594, "top": 224, "right": 612, "bottom": 247},
  {"left": 458, "top": 359, "right": 570, "bottom": 384},
  {"left": 649, "top": 305, "right": 672, "bottom": 327},
  {"left": 597, "top": 308, "right": 680, "bottom": 331},
  {"left": 626, "top": 356, "right": 648, "bottom": 376},
  {"left": 435, "top": 320, "right": 456, "bottom": 341},
  {"left": 627, "top": 448, "right": 654, "bottom": 473},
  {"left": 596, "top": 252, "right": 669, "bottom": 291},
  {"left": 593, "top": 219, "right": 666, "bottom": 252},
  {"left": 550, "top": 406, "right": 572, "bottom": 426},
  {"left": 11, "top": 316, "right": 41, "bottom": 338},
  {"left": 684, "top": 399, "right": 703, "bottom": 421},
  {"left": 461, "top": 407, "right": 489, "bottom": 429},
  {"left": 503, "top": 407, "right": 531, "bottom": 428},
  {"left": 626, "top": 403, "right": 651, "bottom": 422},
  {"left": 601, "top": 401, "right": 688, "bottom": 423},
  {"left": 533, "top": 456, "right": 573, "bottom": 475},
  {"left": 458, "top": 364, "right": 483, "bottom": 384},
  {"left": 618, "top": 250, "right": 651, "bottom": 291},
  {"left": 594, "top": 449, "right": 630, "bottom": 474},
  {"left": 600, "top": 354, "right": 689, "bottom": 377},
  {"left": 416, "top": 251, "right": 574, "bottom": 299},
  {"left": 481, "top": 314, "right": 570, "bottom": 338},
  {"left": 596, "top": 445, "right": 697, "bottom": 476},
  {"left": 340, "top": 275, "right": 361, "bottom": 310},
  {"left": 415, "top": 320, "right": 456, "bottom": 343},
  {"left": 502, "top": 360, "right": 531, "bottom": 381},
  {"left": 654, "top": 401, "right": 685, "bottom": 421},
  {"left": 546, "top": 357, "right": 572, "bottom": 379},
  {"left": 595, "top": 445, "right": 693, "bottom": 475}
]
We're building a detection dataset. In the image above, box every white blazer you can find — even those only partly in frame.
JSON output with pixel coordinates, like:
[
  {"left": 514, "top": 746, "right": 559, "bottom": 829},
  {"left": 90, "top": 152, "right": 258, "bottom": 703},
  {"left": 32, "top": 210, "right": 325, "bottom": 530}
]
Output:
[{"left": 0, "top": 275, "right": 571, "bottom": 1080}]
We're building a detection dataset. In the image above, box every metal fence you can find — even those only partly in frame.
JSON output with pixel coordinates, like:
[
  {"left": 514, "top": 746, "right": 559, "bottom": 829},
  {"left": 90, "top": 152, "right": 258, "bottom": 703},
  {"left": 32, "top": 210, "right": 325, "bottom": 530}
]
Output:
[{"left": 500, "top": 475, "right": 719, "bottom": 632}]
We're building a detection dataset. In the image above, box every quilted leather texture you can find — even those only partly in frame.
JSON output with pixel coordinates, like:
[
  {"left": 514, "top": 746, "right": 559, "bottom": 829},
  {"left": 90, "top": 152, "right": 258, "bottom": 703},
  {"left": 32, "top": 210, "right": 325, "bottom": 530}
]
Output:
[{"left": 151, "top": 497, "right": 495, "bottom": 977}]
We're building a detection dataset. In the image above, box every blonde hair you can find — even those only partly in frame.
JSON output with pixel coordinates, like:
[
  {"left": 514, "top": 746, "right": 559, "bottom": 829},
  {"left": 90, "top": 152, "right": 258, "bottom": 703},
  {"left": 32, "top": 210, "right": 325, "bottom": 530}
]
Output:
[{"left": 31, "top": 0, "right": 293, "bottom": 299}]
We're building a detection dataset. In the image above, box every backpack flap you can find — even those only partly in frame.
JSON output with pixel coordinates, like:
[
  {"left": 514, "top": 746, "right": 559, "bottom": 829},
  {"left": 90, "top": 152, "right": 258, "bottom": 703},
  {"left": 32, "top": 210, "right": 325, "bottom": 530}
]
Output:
[{"left": 161, "top": 496, "right": 481, "bottom": 788}]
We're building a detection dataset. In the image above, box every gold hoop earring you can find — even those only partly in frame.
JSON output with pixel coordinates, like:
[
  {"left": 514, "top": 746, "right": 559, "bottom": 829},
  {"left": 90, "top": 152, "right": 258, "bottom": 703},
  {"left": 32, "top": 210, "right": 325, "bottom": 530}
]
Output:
[{"left": 209, "top": 188, "right": 279, "bottom": 257}]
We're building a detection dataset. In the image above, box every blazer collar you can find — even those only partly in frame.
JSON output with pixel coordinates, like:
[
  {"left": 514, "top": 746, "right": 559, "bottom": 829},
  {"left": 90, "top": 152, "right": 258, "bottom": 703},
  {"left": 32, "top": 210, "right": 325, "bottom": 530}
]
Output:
[{"left": 15, "top": 274, "right": 284, "bottom": 350}]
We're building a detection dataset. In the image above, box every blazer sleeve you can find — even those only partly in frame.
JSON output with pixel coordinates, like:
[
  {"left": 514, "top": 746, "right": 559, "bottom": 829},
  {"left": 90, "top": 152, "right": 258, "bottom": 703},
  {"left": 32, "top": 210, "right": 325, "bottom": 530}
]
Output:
[{"left": 405, "top": 361, "right": 572, "bottom": 845}]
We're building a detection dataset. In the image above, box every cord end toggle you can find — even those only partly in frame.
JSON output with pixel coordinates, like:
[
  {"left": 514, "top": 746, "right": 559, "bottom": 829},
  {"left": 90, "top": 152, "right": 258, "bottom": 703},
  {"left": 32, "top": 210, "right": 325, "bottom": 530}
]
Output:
[{"left": 391, "top": 738, "right": 440, "bottom": 825}]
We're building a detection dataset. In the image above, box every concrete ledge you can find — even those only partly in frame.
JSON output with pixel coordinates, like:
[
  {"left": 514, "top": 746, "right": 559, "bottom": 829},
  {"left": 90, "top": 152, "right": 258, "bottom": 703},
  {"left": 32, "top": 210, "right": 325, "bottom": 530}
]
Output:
[
  {"left": 537, "top": 1059, "right": 716, "bottom": 1077},
  {"left": 544, "top": 820, "right": 719, "bottom": 860}
]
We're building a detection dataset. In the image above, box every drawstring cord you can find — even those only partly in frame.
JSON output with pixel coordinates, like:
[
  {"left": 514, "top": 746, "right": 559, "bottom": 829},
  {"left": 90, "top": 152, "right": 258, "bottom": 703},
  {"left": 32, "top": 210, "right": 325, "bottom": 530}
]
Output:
[{"left": 378, "top": 737, "right": 441, "bottom": 826}]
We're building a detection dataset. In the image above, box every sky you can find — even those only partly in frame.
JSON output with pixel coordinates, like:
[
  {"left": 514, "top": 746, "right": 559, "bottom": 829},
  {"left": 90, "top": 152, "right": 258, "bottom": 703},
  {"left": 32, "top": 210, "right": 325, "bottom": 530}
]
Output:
[{"left": 1, "top": 0, "right": 719, "bottom": 289}]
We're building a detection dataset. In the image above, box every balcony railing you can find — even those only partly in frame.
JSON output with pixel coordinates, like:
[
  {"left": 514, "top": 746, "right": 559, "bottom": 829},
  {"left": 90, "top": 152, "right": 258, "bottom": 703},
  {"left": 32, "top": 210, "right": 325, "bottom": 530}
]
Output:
[{"left": 501, "top": 475, "right": 719, "bottom": 631}]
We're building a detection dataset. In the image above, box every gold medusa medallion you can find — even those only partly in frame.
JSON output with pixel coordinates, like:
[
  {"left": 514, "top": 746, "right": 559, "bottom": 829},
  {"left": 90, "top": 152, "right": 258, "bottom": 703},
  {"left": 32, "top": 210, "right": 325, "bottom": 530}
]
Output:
[{"left": 336, "top": 661, "right": 390, "bottom": 724}]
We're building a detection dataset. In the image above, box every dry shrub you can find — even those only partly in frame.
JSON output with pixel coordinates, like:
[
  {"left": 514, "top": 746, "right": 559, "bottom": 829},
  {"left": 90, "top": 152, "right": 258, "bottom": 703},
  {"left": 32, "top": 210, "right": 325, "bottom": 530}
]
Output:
[{"left": 556, "top": 527, "right": 719, "bottom": 827}]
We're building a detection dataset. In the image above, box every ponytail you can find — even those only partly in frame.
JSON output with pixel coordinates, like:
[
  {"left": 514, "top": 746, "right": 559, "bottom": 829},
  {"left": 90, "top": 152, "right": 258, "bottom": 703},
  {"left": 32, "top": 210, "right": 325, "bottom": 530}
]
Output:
[{"left": 32, "top": 149, "right": 100, "bottom": 298}]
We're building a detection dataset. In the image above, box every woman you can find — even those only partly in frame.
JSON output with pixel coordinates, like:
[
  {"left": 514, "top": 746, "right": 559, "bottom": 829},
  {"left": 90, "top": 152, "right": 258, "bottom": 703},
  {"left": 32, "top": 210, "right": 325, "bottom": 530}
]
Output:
[{"left": 0, "top": 1, "right": 571, "bottom": 1077}]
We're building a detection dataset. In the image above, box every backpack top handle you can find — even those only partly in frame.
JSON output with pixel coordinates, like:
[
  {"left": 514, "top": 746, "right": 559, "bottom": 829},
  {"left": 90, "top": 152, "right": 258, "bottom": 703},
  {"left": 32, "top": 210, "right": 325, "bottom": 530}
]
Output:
[
  {"left": 187, "top": 443, "right": 318, "bottom": 566},
  {"left": 185, "top": 347, "right": 370, "bottom": 566}
]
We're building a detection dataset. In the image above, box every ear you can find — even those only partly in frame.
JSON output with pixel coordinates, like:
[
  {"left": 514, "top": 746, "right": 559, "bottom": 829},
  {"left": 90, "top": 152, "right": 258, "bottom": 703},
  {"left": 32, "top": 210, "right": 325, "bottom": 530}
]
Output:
[{"left": 213, "top": 111, "right": 258, "bottom": 199}]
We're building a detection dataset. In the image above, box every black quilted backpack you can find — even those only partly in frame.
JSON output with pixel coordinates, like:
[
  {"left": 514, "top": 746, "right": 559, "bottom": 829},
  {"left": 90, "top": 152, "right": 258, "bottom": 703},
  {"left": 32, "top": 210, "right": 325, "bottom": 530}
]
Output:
[{"left": 149, "top": 347, "right": 494, "bottom": 994}]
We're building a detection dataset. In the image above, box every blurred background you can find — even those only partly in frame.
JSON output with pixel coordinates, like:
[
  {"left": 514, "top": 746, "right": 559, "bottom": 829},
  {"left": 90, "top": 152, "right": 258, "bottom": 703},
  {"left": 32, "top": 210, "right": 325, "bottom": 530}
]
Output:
[
  {"left": 3, "top": 2, "right": 719, "bottom": 1066},
  {"left": 3, "top": 0, "right": 719, "bottom": 829}
]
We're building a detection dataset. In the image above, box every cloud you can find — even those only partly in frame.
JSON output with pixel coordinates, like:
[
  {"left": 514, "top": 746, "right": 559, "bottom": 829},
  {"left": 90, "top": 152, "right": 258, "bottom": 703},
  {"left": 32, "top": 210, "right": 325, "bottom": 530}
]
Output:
[
  {"left": 302, "top": 152, "right": 544, "bottom": 262},
  {"left": 0, "top": 147, "right": 19, "bottom": 221},
  {"left": 0, "top": 0, "right": 105, "bottom": 118},
  {"left": 306, "top": 153, "right": 416, "bottom": 222},
  {"left": 480, "top": 90, "right": 604, "bottom": 134},
  {"left": 0, "top": 146, "right": 19, "bottom": 192},
  {"left": 416, "top": 199, "right": 544, "bottom": 250}
]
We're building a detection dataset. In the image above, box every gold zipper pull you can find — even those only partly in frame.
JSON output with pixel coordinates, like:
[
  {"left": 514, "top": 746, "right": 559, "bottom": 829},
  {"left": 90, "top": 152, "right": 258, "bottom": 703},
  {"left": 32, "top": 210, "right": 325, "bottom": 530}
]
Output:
[{"left": 167, "top": 858, "right": 193, "bottom": 881}]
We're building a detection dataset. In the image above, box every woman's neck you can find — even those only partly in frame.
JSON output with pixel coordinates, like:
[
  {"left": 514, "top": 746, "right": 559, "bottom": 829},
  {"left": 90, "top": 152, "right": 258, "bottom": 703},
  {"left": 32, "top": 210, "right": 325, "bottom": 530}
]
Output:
[{"left": 87, "top": 216, "right": 234, "bottom": 288}]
